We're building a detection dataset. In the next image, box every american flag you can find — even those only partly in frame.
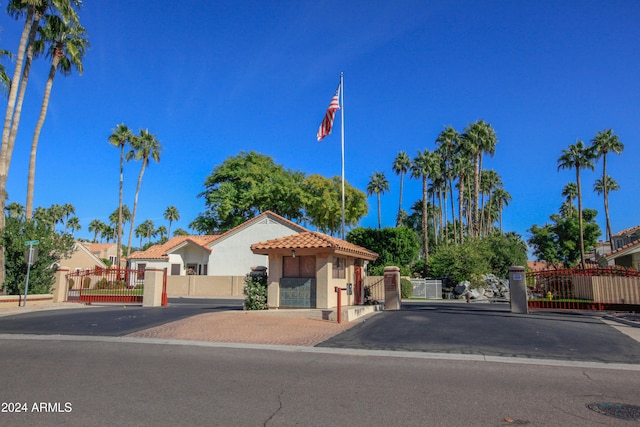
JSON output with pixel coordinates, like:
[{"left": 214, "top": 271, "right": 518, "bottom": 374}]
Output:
[{"left": 316, "top": 83, "right": 341, "bottom": 141}]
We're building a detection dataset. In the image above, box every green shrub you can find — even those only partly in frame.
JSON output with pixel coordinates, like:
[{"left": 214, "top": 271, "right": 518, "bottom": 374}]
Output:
[
  {"left": 82, "top": 277, "right": 92, "bottom": 289},
  {"left": 243, "top": 273, "right": 268, "bottom": 310},
  {"left": 400, "top": 278, "right": 412, "bottom": 299}
]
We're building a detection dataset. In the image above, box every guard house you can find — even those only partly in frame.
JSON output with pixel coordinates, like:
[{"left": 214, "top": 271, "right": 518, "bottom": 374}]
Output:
[{"left": 250, "top": 231, "right": 378, "bottom": 309}]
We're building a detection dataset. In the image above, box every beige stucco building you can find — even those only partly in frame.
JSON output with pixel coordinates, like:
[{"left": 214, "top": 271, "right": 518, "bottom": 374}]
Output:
[{"left": 251, "top": 231, "right": 378, "bottom": 309}]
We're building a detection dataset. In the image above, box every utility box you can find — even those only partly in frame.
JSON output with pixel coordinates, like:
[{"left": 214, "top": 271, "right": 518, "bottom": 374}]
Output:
[
  {"left": 383, "top": 266, "right": 401, "bottom": 310},
  {"left": 509, "top": 266, "right": 528, "bottom": 314}
]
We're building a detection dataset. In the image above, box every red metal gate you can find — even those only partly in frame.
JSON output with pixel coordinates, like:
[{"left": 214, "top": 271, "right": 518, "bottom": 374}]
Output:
[
  {"left": 66, "top": 267, "right": 145, "bottom": 304},
  {"left": 526, "top": 267, "right": 640, "bottom": 311}
]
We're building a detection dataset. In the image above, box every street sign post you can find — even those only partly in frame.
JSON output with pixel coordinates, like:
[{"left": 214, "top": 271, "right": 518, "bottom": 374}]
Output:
[{"left": 23, "top": 240, "right": 39, "bottom": 307}]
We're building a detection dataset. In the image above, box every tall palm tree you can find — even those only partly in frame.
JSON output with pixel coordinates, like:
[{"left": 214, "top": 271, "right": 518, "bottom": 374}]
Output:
[
  {"left": 558, "top": 140, "right": 595, "bottom": 268},
  {"left": 460, "top": 120, "right": 497, "bottom": 237},
  {"left": 366, "top": 171, "right": 389, "bottom": 229},
  {"left": 108, "top": 123, "right": 133, "bottom": 266},
  {"left": 561, "top": 183, "right": 578, "bottom": 217},
  {"left": 391, "top": 151, "right": 411, "bottom": 227},
  {"left": 412, "top": 149, "right": 440, "bottom": 263},
  {"left": 126, "top": 129, "right": 162, "bottom": 256},
  {"left": 594, "top": 175, "right": 620, "bottom": 239},
  {"left": 591, "top": 129, "right": 624, "bottom": 243},
  {"left": 492, "top": 187, "right": 511, "bottom": 234},
  {"left": 25, "top": 13, "right": 88, "bottom": 219},
  {"left": 436, "top": 126, "right": 459, "bottom": 243},
  {"left": 163, "top": 205, "right": 180, "bottom": 237},
  {"left": 0, "top": 0, "right": 80, "bottom": 289}
]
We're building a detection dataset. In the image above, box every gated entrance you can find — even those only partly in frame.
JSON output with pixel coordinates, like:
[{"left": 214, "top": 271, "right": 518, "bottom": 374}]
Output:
[
  {"left": 526, "top": 267, "right": 640, "bottom": 311},
  {"left": 66, "top": 267, "right": 151, "bottom": 304}
]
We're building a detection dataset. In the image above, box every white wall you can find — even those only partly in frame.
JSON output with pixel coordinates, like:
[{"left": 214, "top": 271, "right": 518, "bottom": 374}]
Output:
[{"left": 209, "top": 218, "right": 300, "bottom": 276}]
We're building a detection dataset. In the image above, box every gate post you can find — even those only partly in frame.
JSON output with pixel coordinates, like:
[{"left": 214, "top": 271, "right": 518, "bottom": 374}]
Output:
[
  {"left": 509, "top": 266, "right": 528, "bottom": 314},
  {"left": 143, "top": 268, "right": 164, "bottom": 307},
  {"left": 383, "top": 266, "right": 401, "bottom": 310},
  {"left": 52, "top": 269, "right": 69, "bottom": 303}
]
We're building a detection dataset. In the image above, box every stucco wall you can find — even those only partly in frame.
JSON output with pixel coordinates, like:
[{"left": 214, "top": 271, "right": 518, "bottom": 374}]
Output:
[
  {"left": 166, "top": 275, "right": 245, "bottom": 297},
  {"left": 210, "top": 219, "right": 300, "bottom": 276}
]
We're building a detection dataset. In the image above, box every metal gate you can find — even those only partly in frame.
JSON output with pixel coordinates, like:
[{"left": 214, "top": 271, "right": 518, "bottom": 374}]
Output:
[
  {"left": 66, "top": 267, "right": 145, "bottom": 304},
  {"left": 526, "top": 267, "right": 640, "bottom": 311}
]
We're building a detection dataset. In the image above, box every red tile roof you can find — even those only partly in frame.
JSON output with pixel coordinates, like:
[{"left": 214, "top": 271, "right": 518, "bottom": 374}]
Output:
[
  {"left": 251, "top": 231, "right": 378, "bottom": 260},
  {"left": 604, "top": 238, "right": 640, "bottom": 259},
  {"left": 128, "top": 235, "right": 219, "bottom": 260},
  {"left": 611, "top": 225, "right": 640, "bottom": 238}
]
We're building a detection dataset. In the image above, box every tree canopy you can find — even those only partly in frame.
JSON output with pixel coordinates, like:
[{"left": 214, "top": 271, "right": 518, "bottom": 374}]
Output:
[{"left": 194, "top": 151, "right": 367, "bottom": 234}]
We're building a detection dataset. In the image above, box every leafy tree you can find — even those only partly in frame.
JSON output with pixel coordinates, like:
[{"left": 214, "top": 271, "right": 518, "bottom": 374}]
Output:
[
  {"left": 196, "top": 151, "right": 306, "bottom": 232},
  {"left": 347, "top": 226, "right": 419, "bottom": 275},
  {"left": 557, "top": 140, "right": 595, "bottom": 268},
  {"left": 392, "top": 151, "right": 411, "bottom": 226},
  {"left": 0, "top": 215, "right": 74, "bottom": 294},
  {"left": 301, "top": 174, "right": 366, "bottom": 235},
  {"left": 528, "top": 208, "right": 601, "bottom": 268},
  {"left": 484, "top": 232, "right": 527, "bottom": 278},
  {"left": 366, "top": 171, "right": 389, "bottom": 229},
  {"left": 428, "top": 238, "right": 491, "bottom": 283},
  {"left": 126, "top": 129, "right": 162, "bottom": 255}
]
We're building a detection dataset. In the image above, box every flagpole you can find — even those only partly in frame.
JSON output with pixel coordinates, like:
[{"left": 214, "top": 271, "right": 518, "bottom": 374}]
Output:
[{"left": 340, "top": 72, "right": 345, "bottom": 240}]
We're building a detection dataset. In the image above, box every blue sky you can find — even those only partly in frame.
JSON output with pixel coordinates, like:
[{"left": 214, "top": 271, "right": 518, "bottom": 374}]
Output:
[{"left": 1, "top": 1, "right": 638, "bottom": 251}]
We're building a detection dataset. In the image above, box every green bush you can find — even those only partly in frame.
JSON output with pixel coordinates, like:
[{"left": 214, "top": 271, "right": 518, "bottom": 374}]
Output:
[
  {"left": 400, "top": 278, "right": 412, "bottom": 299},
  {"left": 243, "top": 273, "right": 268, "bottom": 310},
  {"left": 82, "top": 277, "right": 92, "bottom": 289}
]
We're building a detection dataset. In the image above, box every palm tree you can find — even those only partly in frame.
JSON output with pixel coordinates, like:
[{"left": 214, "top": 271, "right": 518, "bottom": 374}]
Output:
[
  {"left": 66, "top": 216, "right": 80, "bottom": 236},
  {"left": 163, "top": 205, "right": 180, "bottom": 237},
  {"left": 135, "top": 219, "right": 155, "bottom": 248},
  {"left": 594, "top": 175, "right": 620, "bottom": 239},
  {"left": 451, "top": 152, "right": 472, "bottom": 243},
  {"left": 60, "top": 202, "right": 74, "bottom": 229},
  {"left": 411, "top": 149, "right": 440, "bottom": 263},
  {"left": 126, "top": 129, "right": 162, "bottom": 256},
  {"left": 24, "top": 14, "right": 88, "bottom": 220},
  {"left": 391, "top": 151, "right": 411, "bottom": 227},
  {"left": 561, "top": 183, "right": 578, "bottom": 217},
  {"left": 558, "top": 140, "right": 595, "bottom": 268},
  {"left": 366, "top": 171, "right": 389, "bottom": 229},
  {"left": 0, "top": 49, "right": 12, "bottom": 95},
  {"left": 6, "top": 201, "right": 25, "bottom": 219},
  {"left": 492, "top": 188, "right": 511, "bottom": 234},
  {"left": 0, "top": 0, "right": 81, "bottom": 290},
  {"left": 108, "top": 123, "right": 133, "bottom": 266},
  {"left": 88, "top": 219, "right": 105, "bottom": 243},
  {"left": 436, "top": 125, "right": 459, "bottom": 243},
  {"left": 156, "top": 225, "right": 167, "bottom": 242},
  {"left": 173, "top": 228, "right": 189, "bottom": 237},
  {"left": 460, "top": 120, "right": 497, "bottom": 237},
  {"left": 591, "top": 129, "right": 624, "bottom": 243}
]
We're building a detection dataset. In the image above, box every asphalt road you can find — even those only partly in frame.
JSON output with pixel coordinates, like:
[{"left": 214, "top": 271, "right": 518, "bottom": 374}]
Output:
[
  {"left": 0, "top": 298, "right": 243, "bottom": 336},
  {"left": 0, "top": 338, "right": 639, "bottom": 426},
  {"left": 320, "top": 301, "right": 640, "bottom": 364}
]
